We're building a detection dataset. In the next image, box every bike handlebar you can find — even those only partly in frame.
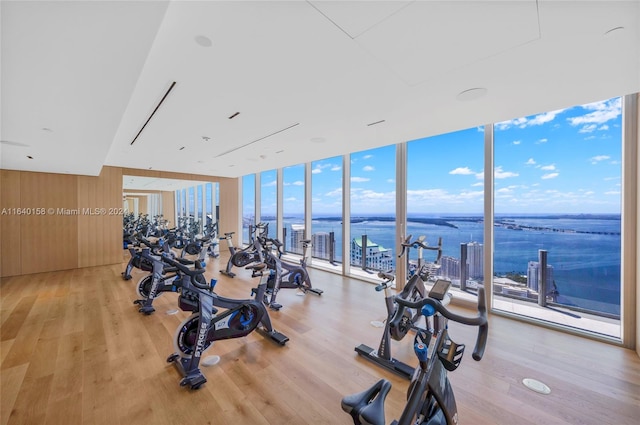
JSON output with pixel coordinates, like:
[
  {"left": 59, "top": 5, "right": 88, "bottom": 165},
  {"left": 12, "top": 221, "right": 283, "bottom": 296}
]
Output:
[{"left": 395, "top": 287, "right": 489, "bottom": 361}]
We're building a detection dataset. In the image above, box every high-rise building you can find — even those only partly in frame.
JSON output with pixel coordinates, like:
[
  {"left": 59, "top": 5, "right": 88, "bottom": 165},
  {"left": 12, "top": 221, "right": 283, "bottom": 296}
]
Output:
[
  {"left": 467, "top": 241, "right": 484, "bottom": 279},
  {"left": 289, "top": 223, "right": 305, "bottom": 254},
  {"left": 440, "top": 256, "right": 460, "bottom": 279},
  {"left": 351, "top": 236, "right": 393, "bottom": 271},
  {"left": 312, "top": 232, "right": 331, "bottom": 259},
  {"left": 527, "top": 261, "right": 554, "bottom": 293}
]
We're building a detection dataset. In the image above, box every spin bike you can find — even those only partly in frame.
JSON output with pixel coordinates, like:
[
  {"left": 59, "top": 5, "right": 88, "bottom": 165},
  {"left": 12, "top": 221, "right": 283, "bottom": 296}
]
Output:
[
  {"left": 342, "top": 285, "right": 488, "bottom": 425},
  {"left": 166, "top": 260, "right": 289, "bottom": 390},
  {"left": 259, "top": 237, "right": 323, "bottom": 310},
  {"left": 132, "top": 246, "right": 208, "bottom": 315},
  {"left": 219, "top": 223, "right": 268, "bottom": 277},
  {"left": 355, "top": 264, "right": 436, "bottom": 380},
  {"left": 122, "top": 234, "right": 174, "bottom": 280},
  {"left": 398, "top": 234, "right": 442, "bottom": 280}
]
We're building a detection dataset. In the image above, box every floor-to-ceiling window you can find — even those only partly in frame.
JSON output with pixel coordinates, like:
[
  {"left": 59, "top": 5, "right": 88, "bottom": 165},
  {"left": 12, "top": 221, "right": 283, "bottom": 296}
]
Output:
[
  {"left": 350, "top": 145, "right": 396, "bottom": 273},
  {"left": 242, "top": 175, "right": 255, "bottom": 244},
  {"left": 282, "top": 164, "right": 305, "bottom": 254},
  {"left": 311, "top": 156, "right": 343, "bottom": 264},
  {"left": 407, "top": 127, "right": 484, "bottom": 287},
  {"left": 492, "top": 97, "right": 622, "bottom": 338},
  {"left": 260, "top": 170, "right": 277, "bottom": 239}
]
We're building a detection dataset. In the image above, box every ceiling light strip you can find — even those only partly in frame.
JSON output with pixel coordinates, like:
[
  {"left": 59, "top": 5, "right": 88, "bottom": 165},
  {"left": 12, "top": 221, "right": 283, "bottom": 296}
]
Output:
[
  {"left": 130, "top": 81, "right": 177, "bottom": 145},
  {"left": 367, "top": 120, "right": 386, "bottom": 126},
  {"left": 215, "top": 123, "right": 300, "bottom": 158}
]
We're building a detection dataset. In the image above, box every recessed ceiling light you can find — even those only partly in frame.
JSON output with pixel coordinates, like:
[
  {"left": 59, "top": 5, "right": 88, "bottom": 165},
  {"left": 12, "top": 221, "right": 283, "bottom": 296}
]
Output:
[
  {"left": 195, "top": 35, "right": 212, "bottom": 47},
  {"left": 229, "top": 164, "right": 235, "bottom": 167},
  {"left": 179, "top": 146, "right": 185, "bottom": 150},
  {"left": 41, "top": 127, "right": 53, "bottom": 132},
  {"left": 197, "top": 160, "right": 204, "bottom": 163},
  {"left": 202, "top": 136, "right": 211, "bottom": 142},
  {"left": 27, "top": 155, "right": 33, "bottom": 159},
  {"left": 456, "top": 87, "right": 488, "bottom": 101},
  {"left": 276, "top": 150, "right": 284, "bottom": 154},
  {"left": 310, "top": 137, "right": 325, "bottom": 143},
  {"left": 604, "top": 26, "right": 624, "bottom": 37},
  {"left": 367, "top": 120, "right": 385, "bottom": 127}
]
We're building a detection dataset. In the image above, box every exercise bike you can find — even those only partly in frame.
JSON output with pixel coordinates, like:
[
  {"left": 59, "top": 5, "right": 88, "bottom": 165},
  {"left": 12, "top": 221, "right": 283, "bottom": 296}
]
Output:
[
  {"left": 342, "top": 285, "right": 488, "bottom": 425},
  {"left": 398, "top": 234, "right": 442, "bottom": 280},
  {"left": 166, "top": 260, "right": 289, "bottom": 390},
  {"left": 219, "top": 223, "right": 268, "bottom": 277},
  {"left": 121, "top": 234, "right": 175, "bottom": 280},
  {"left": 132, "top": 246, "right": 208, "bottom": 315},
  {"left": 259, "top": 237, "right": 323, "bottom": 310},
  {"left": 355, "top": 264, "right": 436, "bottom": 380}
]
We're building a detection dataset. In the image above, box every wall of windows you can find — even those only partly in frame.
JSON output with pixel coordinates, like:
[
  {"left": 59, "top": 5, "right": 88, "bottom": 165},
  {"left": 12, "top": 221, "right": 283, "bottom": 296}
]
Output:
[
  {"left": 238, "top": 94, "right": 637, "bottom": 344},
  {"left": 407, "top": 127, "right": 484, "bottom": 284},
  {"left": 242, "top": 174, "right": 255, "bottom": 244},
  {"left": 350, "top": 145, "right": 396, "bottom": 272},
  {"left": 260, "top": 170, "right": 277, "bottom": 239},
  {"left": 282, "top": 164, "right": 305, "bottom": 254},
  {"left": 492, "top": 98, "right": 622, "bottom": 338},
  {"left": 311, "top": 156, "right": 343, "bottom": 264}
]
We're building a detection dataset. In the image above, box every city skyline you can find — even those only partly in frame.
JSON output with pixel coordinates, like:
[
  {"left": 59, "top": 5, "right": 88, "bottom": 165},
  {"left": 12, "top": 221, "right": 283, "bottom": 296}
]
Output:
[{"left": 251, "top": 96, "right": 621, "bottom": 216}]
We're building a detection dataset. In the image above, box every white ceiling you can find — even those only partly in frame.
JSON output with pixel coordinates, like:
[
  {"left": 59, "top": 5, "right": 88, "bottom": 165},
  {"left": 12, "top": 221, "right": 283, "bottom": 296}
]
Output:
[{"left": 2, "top": 0, "right": 639, "bottom": 179}]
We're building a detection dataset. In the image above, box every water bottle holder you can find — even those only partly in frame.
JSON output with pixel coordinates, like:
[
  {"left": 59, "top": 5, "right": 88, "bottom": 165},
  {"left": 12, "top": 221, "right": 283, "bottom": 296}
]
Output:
[{"left": 437, "top": 336, "right": 465, "bottom": 371}]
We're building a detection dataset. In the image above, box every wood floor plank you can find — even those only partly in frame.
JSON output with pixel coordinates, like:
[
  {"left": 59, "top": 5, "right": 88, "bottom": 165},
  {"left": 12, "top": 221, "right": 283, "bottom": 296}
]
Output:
[{"left": 0, "top": 363, "right": 28, "bottom": 425}]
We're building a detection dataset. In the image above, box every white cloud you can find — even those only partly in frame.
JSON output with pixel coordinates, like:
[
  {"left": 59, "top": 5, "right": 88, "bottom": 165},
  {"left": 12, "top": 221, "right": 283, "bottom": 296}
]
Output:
[
  {"left": 292, "top": 180, "right": 304, "bottom": 186},
  {"left": 605, "top": 190, "right": 621, "bottom": 195},
  {"left": 598, "top": 124, "right": 609, "bottom": 131},
  {"left": 495, "top": 109, "right": 565, "bottom": 130},
  {"left": 568, "top": 98, "right": 621, "bottom": 126},
  {"left": 494, "top": 166, "right": 519, "bottom": 179},
  {"left": 540, "top": 164, "right": 556, "bottom": 171},
  {"left": 497, "top": 188, "right": 512, "bottom": 193},
  {"left": 471, "top": 182, "right": 483, "bottom": 187},
  {"left": 363, "top": 155, "right": 373, "bottom": 159},
  {"left": 263, "top": 180, "right": 277, "bottom": 187},
  {"left": 590, "top": 155, "right": 610, "bottom": 164},
  {"left": 331, "top": 166, "right": 341, "bottom": 171},
  {"left": 449, "top": 167, "right": 474, "bottom": 175},
  {"left": 312, "top": 168, "right": 322, "bottom": 174},
  {"left": 536, "top": 138, "right": 548, "bottom": 144},
  {"left": 525, "top": 158, "right": 536, "bottom": 165},
  {"left": 513, "top": 140, "right": 521, "bottom": 145},
  {"left": 363, "top": 165, "right": 375, "bottom": 172},
  {"left": 578, "top": 124, "right": 597, "bottom": 133},
  {"left": 325, "top": 188, "right": 342, "bottom": 197},
  {"left": 285, "top": 197, "right": 297, "bottom": 202},
  {"left": 351, "top": 176, "right": 370, "bottom": 183},
  {"left": 541, "top": 173, "right": 559, "bottom": 179},
  {"left": 386, "top": 179, "right": 395, "bottom": 183}
]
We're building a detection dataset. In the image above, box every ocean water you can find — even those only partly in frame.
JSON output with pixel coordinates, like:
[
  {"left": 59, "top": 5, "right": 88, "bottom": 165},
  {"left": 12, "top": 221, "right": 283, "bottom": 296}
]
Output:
[{"left": 265, "top": 214, "right": 621, "bottom": 315}]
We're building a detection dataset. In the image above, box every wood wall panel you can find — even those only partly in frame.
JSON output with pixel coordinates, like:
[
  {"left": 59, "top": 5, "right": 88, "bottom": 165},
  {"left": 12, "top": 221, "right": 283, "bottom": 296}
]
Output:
[
  {"left": 1, "top": 170, "right": 23, "bottom": 277},
  {"left": 219, "top": 177, "right": 240, "bottom": 236},
  {"left": 161, "top": 191, "right": 176, "bottom": 228},
  {"left": 19, "top": 172, "right": 78, "bottom": 274},
  {"left": 137, "top": 196, "right": 148, "bottom": 215},
  {"left": 77, "top": 166, "right": 123, "bottom": 268}
]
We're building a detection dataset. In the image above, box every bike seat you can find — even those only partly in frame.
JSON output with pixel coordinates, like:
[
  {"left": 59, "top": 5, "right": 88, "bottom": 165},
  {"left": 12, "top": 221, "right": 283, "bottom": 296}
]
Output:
[
  {"left": 377, "top": 271, "right": 395, "bottom": 282},
  {"left": 246, "top": 263, "right": 267, "bottom": 272},
  {"left": 341, "top": 379, "right": 391, "bottom": 425}
]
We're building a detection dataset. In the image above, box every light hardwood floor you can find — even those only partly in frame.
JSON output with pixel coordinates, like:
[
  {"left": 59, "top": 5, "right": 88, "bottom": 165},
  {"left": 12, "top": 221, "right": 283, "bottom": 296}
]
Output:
[{"left": 1, "top": 253, "right": 639, "bottom": 425}]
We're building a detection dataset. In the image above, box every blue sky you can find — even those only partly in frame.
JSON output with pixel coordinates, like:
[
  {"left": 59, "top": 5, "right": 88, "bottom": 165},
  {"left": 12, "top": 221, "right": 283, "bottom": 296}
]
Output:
[{"left": 248, "top": 96, "right": 622, "bottom": 216}]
